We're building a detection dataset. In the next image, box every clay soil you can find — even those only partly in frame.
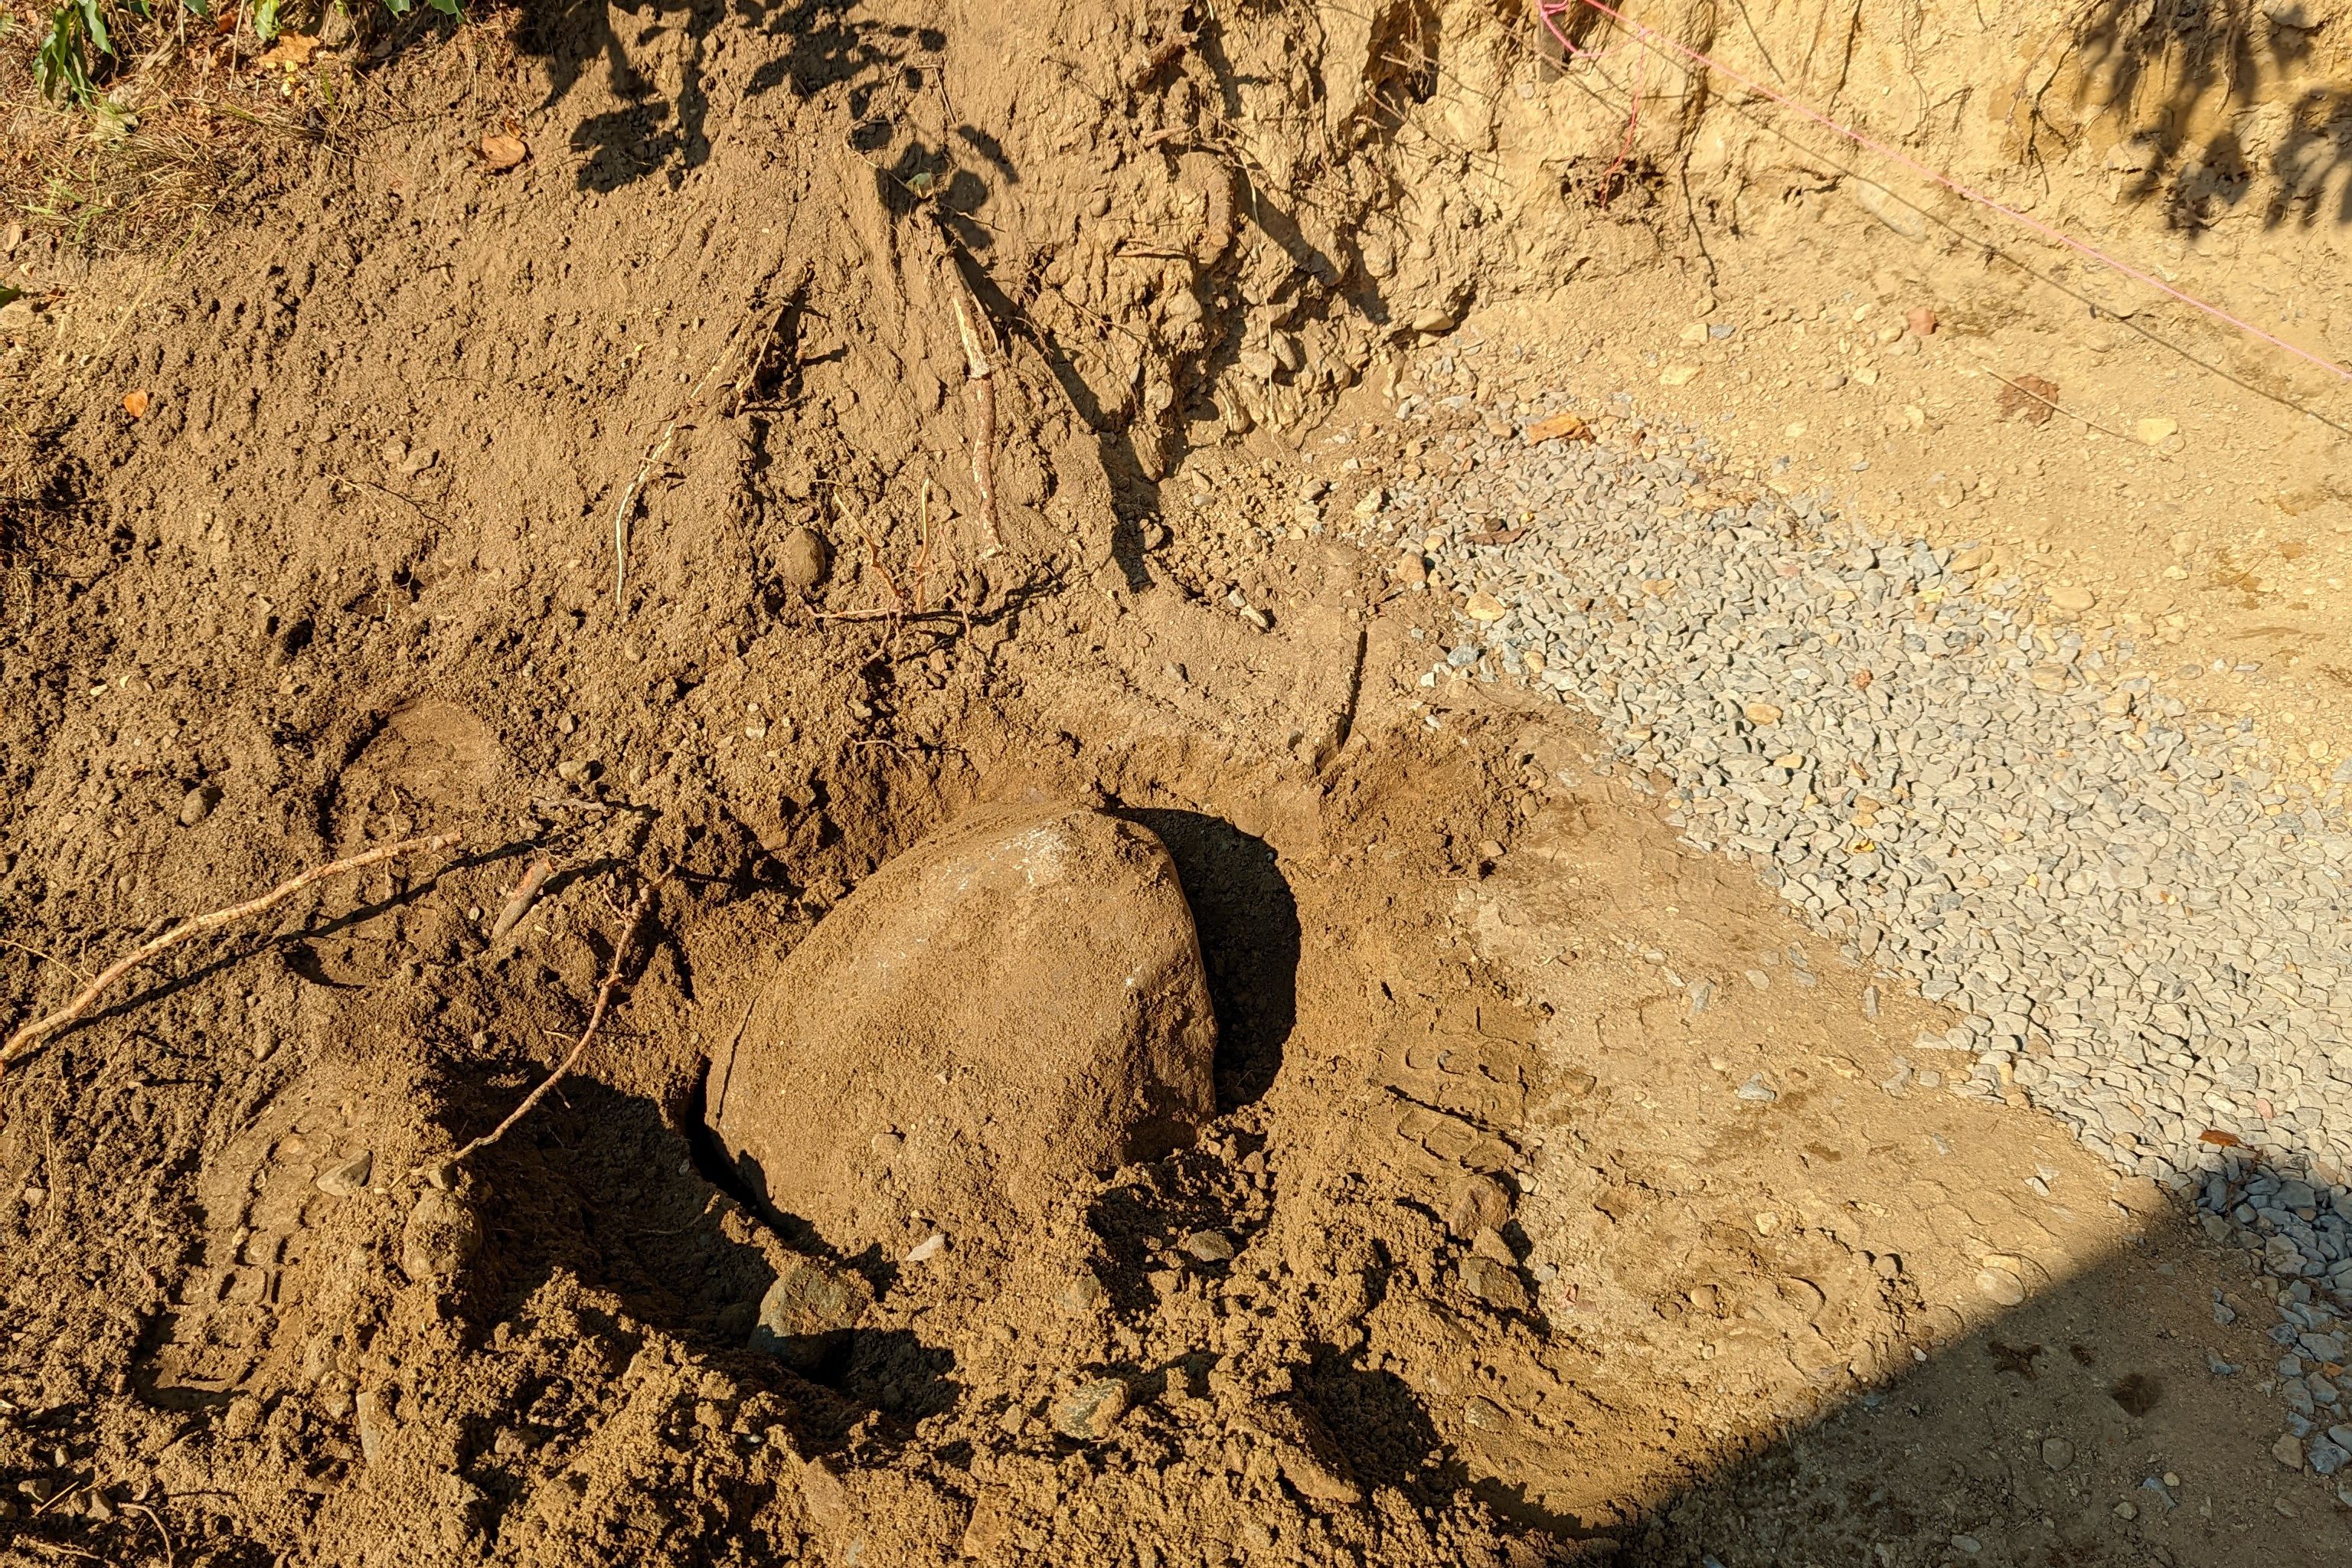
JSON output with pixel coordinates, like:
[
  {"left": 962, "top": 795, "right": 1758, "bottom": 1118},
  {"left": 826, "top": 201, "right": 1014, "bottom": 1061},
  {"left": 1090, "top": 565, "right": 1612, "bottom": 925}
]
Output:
[{"left": 5, "top": 0, "right": 2352, "bottom": 1563}]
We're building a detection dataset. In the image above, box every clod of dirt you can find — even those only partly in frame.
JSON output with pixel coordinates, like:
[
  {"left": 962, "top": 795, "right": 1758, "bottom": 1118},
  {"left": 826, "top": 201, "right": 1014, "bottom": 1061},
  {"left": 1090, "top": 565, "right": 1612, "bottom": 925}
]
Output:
[
  {"left": 778, "top": 524, "right": 831, "bottom": 593},
  {"left": 400, "top": 1187, "right": 481, "bottom": 1284},
  {"left": 708, "top": 804, "right": 1216, "bottom": 1257}
]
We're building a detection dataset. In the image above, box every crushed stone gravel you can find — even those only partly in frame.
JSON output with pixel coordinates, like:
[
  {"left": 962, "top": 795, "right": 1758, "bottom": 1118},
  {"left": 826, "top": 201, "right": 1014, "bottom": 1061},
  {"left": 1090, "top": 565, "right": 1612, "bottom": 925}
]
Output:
[{"left": 1361, "top": 385, "right": 2352, "bottom": 1478}]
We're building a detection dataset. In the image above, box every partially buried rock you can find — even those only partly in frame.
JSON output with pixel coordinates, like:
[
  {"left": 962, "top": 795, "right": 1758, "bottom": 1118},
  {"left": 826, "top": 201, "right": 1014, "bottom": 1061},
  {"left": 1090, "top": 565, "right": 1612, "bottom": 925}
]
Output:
[
  {"left": 778, "top": 526, "right": 831, "bottom": 593},
  {"left": 749, "top": 1257, "right": 874, "bottom": 1370},
  {"left": 1459, "top": 1255, "right": 1530, "bottom": 1312},
  {"left": 1051, "top": 1377, "right": 1131, "bottom": 1439},
  {"left": 707, "top": 803, "right": 1217, "bottom": 1256},
  {"left": 315, "top": 1152, "right": 374, "bottom": 1197}
]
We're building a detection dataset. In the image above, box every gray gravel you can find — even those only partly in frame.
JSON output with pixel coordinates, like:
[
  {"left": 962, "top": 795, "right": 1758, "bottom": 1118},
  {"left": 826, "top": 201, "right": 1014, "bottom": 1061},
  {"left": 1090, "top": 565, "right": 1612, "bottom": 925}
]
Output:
[{"left": 1364, "top": 383, "right": 2352, "bottom": 1478}]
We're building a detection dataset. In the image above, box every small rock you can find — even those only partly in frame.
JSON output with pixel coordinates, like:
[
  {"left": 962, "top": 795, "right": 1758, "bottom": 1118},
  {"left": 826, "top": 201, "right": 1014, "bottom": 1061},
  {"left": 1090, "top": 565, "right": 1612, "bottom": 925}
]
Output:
[
  {"left": 1906, "top": 305, "right": 1939, "bottom": 337},
  {"left": 1659, "top": 364, "right": 1701, "bottom": 387},
  {"left": 1057, "top": 1275, "right": 1106, "bottom": 1315},
  {"left": 1181, "top": 1229, "right": 1234, "bottom": 1263},
  {"left": 1393, "top": 550, "right": 1429, "bottom": 586},
  {"left": 179, "top": 785, "right": 221, "bottom": 827},
  {"left": 2274, "top": 1433, "right": 2305, "bottom": 1469},
  {"left": 1459, "top": 1255, "right": 1530, "bottom": 1312},
  {"left": 2134, "top": 416, "right": 2179, "bottom": 447},
  {"left": 1949, "top": 1536, "right": 1980, "bottom": 1555},
  {"left": 1464, "top": 591, "right": 1508, "bottom": 622},
  {"left": 1743, "top": 701, "right": 1783, "bottom": 726},
  {"left": 904, "top": 1231, "right": 949, "bottom": 1263},
  {"left": 778, "top": 526, "right": 831, "bottom": 593},
  {"left": 1050, "top": 1377, "right": 1131, "bottom": 1439},
  {"left": 750, "top": 1257, "right": 874, "bottom": 1370},
  {"left": 2040, "top": 1436, "right": 2074, "bottom": 1470},
  {"left": 1975, "top": 1267, "right": 2027, "bottom": 1307},
  {"left": 2113, "top": 1500, "right": 2138, "bottom": 1521},
  {"left": 1735, "top": 1074, "right": 1778, "bottom": 1103},
  {"left": 314, "top": 1152, "right": 374, "bottom": 1197},
  {"left": 2048, "top": 586, "right": 2097, "bottom": 612}
]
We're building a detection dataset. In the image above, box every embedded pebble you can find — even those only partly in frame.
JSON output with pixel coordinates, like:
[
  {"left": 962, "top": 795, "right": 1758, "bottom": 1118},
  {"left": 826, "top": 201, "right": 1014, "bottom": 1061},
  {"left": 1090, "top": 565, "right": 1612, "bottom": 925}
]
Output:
[
  {"left": 313, "top": 1152, "right": 374, "bottom": 1198},
  {"left": 1379, "top": 391, "right": 2352, "bottom": 1459}
]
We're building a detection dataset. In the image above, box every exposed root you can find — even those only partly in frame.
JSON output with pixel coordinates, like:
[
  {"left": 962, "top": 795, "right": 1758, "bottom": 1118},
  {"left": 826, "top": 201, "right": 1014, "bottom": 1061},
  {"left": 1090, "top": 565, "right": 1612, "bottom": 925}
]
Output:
[
  {"left": 446, "top": 881, "right": 655, "bottom": 1167},
  {"left": 949, "top": 279, "right": 1004, "bottom": 560},
  {"left": 1, "top": 832, "right": 464, "bottom": 1072}
]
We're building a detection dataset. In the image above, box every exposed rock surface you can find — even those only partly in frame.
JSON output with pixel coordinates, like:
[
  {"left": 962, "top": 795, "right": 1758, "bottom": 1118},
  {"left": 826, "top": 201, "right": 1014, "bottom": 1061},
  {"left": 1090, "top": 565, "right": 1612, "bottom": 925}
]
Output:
[{"left": 707, "top": 804, "right": 1217, "bottom": 1256}]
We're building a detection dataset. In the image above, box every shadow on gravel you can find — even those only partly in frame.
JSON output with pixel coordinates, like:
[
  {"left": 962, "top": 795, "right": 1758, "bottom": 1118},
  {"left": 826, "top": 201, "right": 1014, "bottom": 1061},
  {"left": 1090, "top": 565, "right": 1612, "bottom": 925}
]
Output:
[{"left": 1602, "top": 1215, "right": 2352, "bottom": 1566}]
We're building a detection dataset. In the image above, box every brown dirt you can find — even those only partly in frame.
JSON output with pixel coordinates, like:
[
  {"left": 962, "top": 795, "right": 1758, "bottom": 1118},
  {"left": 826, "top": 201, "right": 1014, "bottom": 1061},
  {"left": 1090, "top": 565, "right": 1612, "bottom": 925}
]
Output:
[{"left": 5, "top": 0, "right": 2352, "bottom": 1563}]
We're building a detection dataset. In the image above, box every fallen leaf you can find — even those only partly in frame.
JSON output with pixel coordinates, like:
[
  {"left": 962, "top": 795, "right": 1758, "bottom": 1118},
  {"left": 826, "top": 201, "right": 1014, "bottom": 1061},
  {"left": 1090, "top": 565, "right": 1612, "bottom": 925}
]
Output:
[
  {"left": 258, "top": 31, "right": 319, "bottom": 67},
  {"left": 2197, "top": 1129, "right": 2241, "bottom": 1148},
  {"left": 122, "top": 389, "right": 152, "bottom": 417},
  {"left": 1995, "top": 374, "right": 2060, "bottom": 426},
  {"left": 1906, "top": 305, "right": 1939, "bottom": 337},
  {"left": 1464, "top": 527, "right": 1525, "bottom": 546},
  {"left": 1523, "top": 411, "right": 1592, "bottom": 444},
  {"left": 480, "top": 133, "right": 529, "bottom": 172}
]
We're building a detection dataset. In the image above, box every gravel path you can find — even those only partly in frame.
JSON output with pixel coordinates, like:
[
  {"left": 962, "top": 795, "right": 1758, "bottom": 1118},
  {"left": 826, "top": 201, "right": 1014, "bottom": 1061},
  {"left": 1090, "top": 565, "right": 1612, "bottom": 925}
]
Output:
[{"left": 1367, "top": 386, "right": 2352, "bottom": 1485}]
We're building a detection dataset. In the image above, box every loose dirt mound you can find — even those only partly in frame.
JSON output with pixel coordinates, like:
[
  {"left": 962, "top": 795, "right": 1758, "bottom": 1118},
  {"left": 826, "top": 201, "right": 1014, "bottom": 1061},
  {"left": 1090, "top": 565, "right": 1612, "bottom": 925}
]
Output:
[
  {"left": 709, "top": 802, "right": 1217, "bottom": 1259},
  {"left": 6, "top": 0, "right": 2352, "bottom": 1562}
]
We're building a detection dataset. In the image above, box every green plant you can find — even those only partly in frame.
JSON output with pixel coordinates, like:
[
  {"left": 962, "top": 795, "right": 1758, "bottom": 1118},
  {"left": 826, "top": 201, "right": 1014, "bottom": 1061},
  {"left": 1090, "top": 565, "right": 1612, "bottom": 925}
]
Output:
[{"left": 33, "top": 0, "right": 463, "bottom": 107}]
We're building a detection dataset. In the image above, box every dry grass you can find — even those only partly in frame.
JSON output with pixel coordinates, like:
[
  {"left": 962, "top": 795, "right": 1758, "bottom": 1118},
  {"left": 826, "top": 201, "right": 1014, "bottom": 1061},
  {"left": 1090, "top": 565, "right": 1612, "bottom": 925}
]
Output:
[{"left": 1, "top": 0, "right": 348, "bottom": 250}]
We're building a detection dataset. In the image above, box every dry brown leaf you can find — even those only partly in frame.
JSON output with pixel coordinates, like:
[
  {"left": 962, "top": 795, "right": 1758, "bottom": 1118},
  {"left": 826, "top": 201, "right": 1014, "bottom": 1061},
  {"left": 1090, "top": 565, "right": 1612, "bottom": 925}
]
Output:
[
  {"left": 480, "top": 134, "right": 530, "bottom": 172},
  {"left": 258, "top": 32, "right": 320, "bottom": 67},
  {"left": 1995, "top": 374, "right": 2060, "bottom": 426},
  {"left": 1523, "top": 411, "right": 1592, "bottom": 444},
  {"left": 2197, "top": 1128, "right": 2242, "bottom": 1148},
  {"left": 122, "top": 390, "right": 152, "bottom": 418}
]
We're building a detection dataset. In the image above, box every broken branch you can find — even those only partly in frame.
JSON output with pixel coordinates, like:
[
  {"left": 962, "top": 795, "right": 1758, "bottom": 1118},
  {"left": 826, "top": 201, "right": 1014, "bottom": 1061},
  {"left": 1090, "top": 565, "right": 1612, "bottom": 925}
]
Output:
[{"left": 2, "top": 832, "right": 463, "bottom": 1073}]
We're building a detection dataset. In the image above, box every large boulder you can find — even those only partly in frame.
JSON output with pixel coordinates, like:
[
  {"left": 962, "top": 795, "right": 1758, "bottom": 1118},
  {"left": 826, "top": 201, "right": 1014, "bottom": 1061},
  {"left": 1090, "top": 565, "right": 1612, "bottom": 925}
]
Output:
[{"left": 707, "top": 804, "right": 1217, "bottom": 1256}]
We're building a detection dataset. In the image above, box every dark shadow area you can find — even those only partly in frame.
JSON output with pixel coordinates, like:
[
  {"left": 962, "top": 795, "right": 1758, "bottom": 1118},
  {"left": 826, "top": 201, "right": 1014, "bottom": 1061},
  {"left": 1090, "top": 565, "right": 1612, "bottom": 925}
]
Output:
[
  {"left": 1117, "top": 806, "right": 1298, "bottom": 1109},
  {"left": 441, "top": 1070, "right": 959, "bottom": 1443},
  {"left": 1572, "top": 1210, "right": 2352, "bottom": 1564},
  {"left": 2066, "top": 0, "right": 2351, "bottom": 233}
]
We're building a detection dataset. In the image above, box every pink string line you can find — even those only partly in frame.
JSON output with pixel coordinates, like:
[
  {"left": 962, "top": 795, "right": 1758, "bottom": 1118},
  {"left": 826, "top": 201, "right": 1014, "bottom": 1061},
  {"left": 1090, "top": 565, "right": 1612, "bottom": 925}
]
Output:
[{"left": 1537, "top": 0, "right": 2352, "bottom": 384}]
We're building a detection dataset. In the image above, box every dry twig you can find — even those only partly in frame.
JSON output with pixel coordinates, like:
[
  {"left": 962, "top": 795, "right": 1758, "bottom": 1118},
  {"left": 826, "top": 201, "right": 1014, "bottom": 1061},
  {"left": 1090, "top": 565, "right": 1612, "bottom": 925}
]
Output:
[
  {"left": 119, "top": 1499, "right": 176, "bottom": 1568},
  {"left": 2, "top": 833, "right": 462, "bottom": 1070},
  {"left": 947, "top": 278, "right": 1004, "bottom": 559},
  {"left": 446, "top": 882, "right": 654, "bottom": 1165},
  {"left": 486, "top": 855, "right": 557, "bottom": 948},
  {"left": 612, "top": 326, "right": 756, "bottom": 607}
]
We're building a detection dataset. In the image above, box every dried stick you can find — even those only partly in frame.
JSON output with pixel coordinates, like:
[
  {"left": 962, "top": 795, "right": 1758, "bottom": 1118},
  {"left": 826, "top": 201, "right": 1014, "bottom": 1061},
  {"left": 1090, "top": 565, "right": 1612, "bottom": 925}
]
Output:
[
  {"left": 2, "top": 833, "right": 462, "bottom": 1068},
  {"left": 948, "top": 281, "right": 1004, "bottom": 559},
  {"left": 613, "top": 324, "right": 755, "bottom": 607},
  {"left": 486, "top": 855, "right": 557, "bottom": 947},
  {"left": 446, "top": 883, "right": 652, "bottom": 1165}
]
